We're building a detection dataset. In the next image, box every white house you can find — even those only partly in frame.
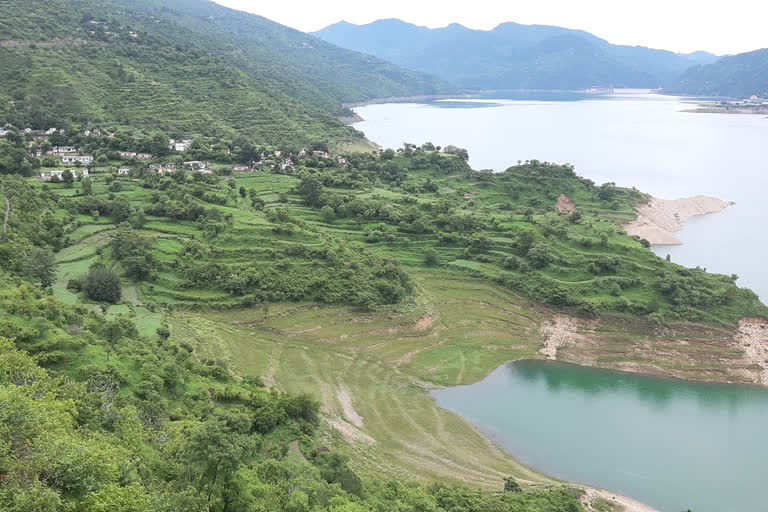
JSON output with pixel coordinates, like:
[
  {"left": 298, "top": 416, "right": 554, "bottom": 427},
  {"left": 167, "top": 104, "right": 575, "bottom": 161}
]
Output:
[
  {"left": 118, "top": 168, "right": 131, "bottom": 175},
  {"left": 233, "top": 165, "right": 252, "bottom": 172},
  {"left": 136, "top": 153, "right": 153, "bottom": 160},
  {"left": 60, "top": 155, "right": 93, "bottom": 164},
  {"left": 39, "top": 169, "right": 89, "bottom": 181},
  {"left": 47, "top": 146, "right": 76, "bottom": 155},
  {"left": 169, "top": 139, "right": 193, "bottom": 152},
  {"left": 0, "top": 129, "right": 7, "bottom": 137},
  {"left": 120, "top": 151, "right": 137, "bottom": 158},
  {"left": 183, "top": 160, "right": 208, "bottom": 168}
]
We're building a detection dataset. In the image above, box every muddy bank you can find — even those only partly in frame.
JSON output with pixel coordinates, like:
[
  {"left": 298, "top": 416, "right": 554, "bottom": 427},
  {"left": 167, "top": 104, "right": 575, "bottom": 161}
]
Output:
[{"left": 622, "top": 195, "right": 730, "bottom": 245}]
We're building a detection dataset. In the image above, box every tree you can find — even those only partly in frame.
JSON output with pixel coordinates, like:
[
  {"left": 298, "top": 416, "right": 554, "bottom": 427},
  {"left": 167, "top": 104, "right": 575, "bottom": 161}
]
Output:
[
  {"left": 503, "top": 476, "right": 522, "bottom": 493},
  {"left": 111, "top": 228, "right": 158, "bottom": 280},
  {"left": 81, "top": 177, "right": 93, "bottom": 195},
  {"left": 297, "top": 174, "right": 324, "bottom": 207},
  {"left": 238, "top": 186, "right": 246, "bottom": 199},
  {"left": 27, "top": 248, "right": 56, "bottom": 289},
  {"left": 424, "top": 248, "right": 438, "bottom": 266},
  {"left": 527, "top": 241, "right": 553, "bottom": 268},
  {"left": 62, "top": 169, "right": 74, "bottom": 187},
  {"left": 82, "top": 266, "right": 122, "bottom": 303}
]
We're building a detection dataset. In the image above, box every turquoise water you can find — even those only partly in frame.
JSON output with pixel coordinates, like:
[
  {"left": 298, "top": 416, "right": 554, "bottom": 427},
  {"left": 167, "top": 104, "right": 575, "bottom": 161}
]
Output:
[
  {"left": 353, "top": 92, "right": 768, "bottom": 300},
  {"left": 432, "top": 360, "right": 768, "bottom": 512}
]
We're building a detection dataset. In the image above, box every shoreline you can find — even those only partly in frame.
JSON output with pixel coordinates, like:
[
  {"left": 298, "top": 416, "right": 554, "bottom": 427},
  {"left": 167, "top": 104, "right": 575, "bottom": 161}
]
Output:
[
  {"left": 622, "top": 195, "right": 730, "bottom": 245},
  {"left": 431, "top": 365, "right": 661, "bottom": 512}
]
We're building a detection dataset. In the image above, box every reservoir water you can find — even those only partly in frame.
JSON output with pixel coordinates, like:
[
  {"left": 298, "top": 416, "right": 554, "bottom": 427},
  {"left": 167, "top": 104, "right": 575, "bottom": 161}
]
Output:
[
  {"left": 352, "top": 91, "right": 768, "bottom": 300},
  {"left": 432, "top": 360, "right": 768, "bottom": 512}
]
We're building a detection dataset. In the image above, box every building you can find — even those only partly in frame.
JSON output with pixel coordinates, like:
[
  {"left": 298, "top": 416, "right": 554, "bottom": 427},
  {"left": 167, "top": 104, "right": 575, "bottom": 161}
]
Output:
[
  {"left": 183, "top": 160, "right": 209, "bottom": 168},
  {"left": 120, "top": 151, "right": 137, "bottom": 158},
  {"left": 39, "top": 169, "right": 89, "bottom": 181},
  {"left": 312, "top": 150, "right": 329, "bottom": 158},
  {"left": 118, "top": 168, "right": 131, "bottom": 175},
  {"left": 233, "top": 165, "right": 252, "bottom": 173},
  {"left": 136, "top": 153, "right": 153, "bottom": 160},
  {"left": 0, "top": 129, "right": 7, "bottom": 137},
  {"left": 60, "top": 155, "right": 93, "bottom": 165},
  {"left": 47, "top": 146, "right": 76, "bottom": 155},
  {"left": 169, "top": 139, "right": 193, "bottom": 152},
  {"left": 279, "top": 159, "right": 294, "bottom": 171}
]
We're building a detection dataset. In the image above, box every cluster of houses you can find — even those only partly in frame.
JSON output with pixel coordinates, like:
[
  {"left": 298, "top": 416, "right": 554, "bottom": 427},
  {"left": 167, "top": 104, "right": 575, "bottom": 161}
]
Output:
[
  {"left": 39, "top": 169, "right": 90, "bottom": 182},
  {"left": 119, "top": 151, "right": 153, "bottom": 159}
]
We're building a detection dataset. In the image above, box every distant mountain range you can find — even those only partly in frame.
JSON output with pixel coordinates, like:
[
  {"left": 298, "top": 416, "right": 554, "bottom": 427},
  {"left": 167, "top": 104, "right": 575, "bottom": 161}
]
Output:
[
  {"left": 671, "top": 48, "right": 768, "bottom": 98},
  {"left": 313, "top": 19, "right": 719, "bottom": 91}
]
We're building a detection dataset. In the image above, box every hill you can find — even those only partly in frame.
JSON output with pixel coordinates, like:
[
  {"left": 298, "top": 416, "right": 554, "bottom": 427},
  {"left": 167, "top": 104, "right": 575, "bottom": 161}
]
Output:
[
  {"left": 2, "top": 139, "right": 767, "bottom": 510},
  {"left": 0, "top": 0, "right": 456, "bottom": 146},
  {"left": 671, "top": 48, "right": 768, "bottom": 98},
  {"left": 313, "top": 19, "right": 718, "bottom": 90}
]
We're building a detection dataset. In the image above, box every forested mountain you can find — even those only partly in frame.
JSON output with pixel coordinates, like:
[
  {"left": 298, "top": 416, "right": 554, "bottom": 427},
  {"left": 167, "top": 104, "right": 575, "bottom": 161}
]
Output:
[
  {"left": 0, "top": 0, "right": 455, "bottom": 145},
  {"left": 313, "top": 19, "right": 718, "bottom": 90},
  {"left": 671, "top": 48, "right": 768, "bottom": 98}
]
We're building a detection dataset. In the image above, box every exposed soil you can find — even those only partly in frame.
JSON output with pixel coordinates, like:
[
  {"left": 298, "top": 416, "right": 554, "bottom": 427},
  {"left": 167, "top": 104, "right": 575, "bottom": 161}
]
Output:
[
  {"left": 337, "top": 385, "right": 365, "bottom": 427},
  {"left": 581, "top": 487, "right": 660, "bottom": 512},
  {"left": 554, "top": 193, "right": 576, "bottom": 213},
  {"left": 734, "top": 317, "right": 768, "bottom": 384},
  {"left": 622, "top": 195, "right": 729, "bottom": 244}
]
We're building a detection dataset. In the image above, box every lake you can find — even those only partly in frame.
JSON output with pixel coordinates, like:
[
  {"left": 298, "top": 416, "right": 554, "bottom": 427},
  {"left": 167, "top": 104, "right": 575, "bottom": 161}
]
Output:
[
  {"left": 432, "top": 360, "right": 768, "bottom": 512},
  {"left": 352, "top": 91, "right": 768, "bottom": 300}
]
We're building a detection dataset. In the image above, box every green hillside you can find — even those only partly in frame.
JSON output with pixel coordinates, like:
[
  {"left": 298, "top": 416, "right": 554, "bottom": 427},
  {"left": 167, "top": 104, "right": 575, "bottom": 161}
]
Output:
[
  {"left": 1, "top": 139, "right": 766, "bottom": 510},
  {"left": 0, "top": 0, "right": 455, "bottom": 145}
]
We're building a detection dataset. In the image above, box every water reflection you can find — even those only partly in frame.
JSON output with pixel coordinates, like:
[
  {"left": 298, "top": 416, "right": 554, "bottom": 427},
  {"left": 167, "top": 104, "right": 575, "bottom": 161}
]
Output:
[{"left": 508, "top": 359, "right": 767, "bottom": 412}]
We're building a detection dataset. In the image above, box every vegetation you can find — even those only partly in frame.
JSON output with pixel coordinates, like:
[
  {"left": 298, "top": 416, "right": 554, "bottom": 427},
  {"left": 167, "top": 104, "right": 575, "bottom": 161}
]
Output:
[
  {"left": 313, "top": 19, "right": 717, "bottom": 90},
  {"left": 0, "top": 0, "right": 455, "bottom": 146},
  {"left": 672, "top": 48, "right": 768, "bottom": 98}
]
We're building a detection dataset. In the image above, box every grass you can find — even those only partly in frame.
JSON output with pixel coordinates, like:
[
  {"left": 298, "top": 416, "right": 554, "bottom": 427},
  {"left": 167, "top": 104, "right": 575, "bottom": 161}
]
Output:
[{"left": 34, "top": 154, "right": 767, "bottom": 494}]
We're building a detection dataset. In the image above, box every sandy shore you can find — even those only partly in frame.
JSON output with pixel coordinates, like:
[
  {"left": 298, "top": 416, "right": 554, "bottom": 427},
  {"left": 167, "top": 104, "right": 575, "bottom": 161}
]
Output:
[
  {"left": 581, "top": 487, "right": 661, "bottom": 512},
  {"left": 622, "top": 195, "right": 730, "bottom": 245}
]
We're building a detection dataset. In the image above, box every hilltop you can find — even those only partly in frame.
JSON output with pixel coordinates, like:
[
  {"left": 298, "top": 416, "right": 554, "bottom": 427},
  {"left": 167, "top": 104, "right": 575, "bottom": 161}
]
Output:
[
  {"left": 671, "top": 48, "right": 768, "bottom": 98},
  {"left": 313, "top": 19, "right": 718, "bottom": 90},
  {"left": 0, "top": 0, "right": 456, "bottom": 146}
]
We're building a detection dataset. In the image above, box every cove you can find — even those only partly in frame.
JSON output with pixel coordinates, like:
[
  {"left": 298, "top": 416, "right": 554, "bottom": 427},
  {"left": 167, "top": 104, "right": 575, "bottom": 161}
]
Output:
[{"left": 432, "top": 360, "right": 768, "bottom": 512}]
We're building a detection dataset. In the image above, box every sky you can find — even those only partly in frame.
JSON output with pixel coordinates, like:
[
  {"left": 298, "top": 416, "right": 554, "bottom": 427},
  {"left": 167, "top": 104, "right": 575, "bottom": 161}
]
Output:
[{"left": 213, "top": 0, "right": 767, "bottom": 55}]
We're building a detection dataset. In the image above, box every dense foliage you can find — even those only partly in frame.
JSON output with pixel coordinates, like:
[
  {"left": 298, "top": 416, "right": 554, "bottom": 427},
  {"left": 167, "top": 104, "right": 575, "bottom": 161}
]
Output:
[
  {"left": 0, "top": 0, "right": 454, "bottom": 145},
  {"left": 0, "top": 279, "right": 585, "bottom": 511}
]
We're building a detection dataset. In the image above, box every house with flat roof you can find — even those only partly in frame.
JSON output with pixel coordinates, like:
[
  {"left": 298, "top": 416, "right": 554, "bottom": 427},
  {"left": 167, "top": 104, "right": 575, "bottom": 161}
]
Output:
[{"left": 60, "top": 155, "right": 93, "bottom": 164}]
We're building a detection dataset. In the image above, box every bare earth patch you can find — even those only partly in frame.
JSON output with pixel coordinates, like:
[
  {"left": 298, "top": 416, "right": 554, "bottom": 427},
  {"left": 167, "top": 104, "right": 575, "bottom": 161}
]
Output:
[
  {"left": 337, "top": 385, "right": 365, "bottom": 427},
  {"left": 581, "top": 487, "right": 660, "bottom": 512},
  {"left": 622, "top": 195, "right": 729, "bottom": 244},
  {"left": 734, "top": 317, "right": 768, "bottom": 384},
  {"left": 539, "top": 315, "right": 597, "bottom": 359}
]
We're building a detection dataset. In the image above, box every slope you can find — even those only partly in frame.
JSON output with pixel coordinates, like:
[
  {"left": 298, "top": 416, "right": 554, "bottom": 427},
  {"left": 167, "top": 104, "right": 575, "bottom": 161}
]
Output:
[
  {"left": 313, "top": 19, "right": 718, "bottom": 90},
  {"left": 671, "top": 48, "right": 768, "bottom": 98},
  {"left": 0, "top": 0, "right": 455, "bottom": 145}
]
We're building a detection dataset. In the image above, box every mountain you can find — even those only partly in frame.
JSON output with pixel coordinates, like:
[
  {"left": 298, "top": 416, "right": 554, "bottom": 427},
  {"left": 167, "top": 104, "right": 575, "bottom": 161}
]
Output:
[
  {"left": 671, "top": 48, "right": 768, "bottom": 98},
  {"left": 0, "top": 0, "right": 455, "bottom": 146},
  {"left": 313, "top": 19, "right": 719, "bottom": 90}
]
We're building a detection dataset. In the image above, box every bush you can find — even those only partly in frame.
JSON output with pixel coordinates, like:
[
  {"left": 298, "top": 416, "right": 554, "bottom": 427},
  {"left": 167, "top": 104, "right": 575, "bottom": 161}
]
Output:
[
  {"left": 81, "top": 266, "right": 122, "bottom": 303},
  {"left": 424, "top": 248, "right": 438, "bottom": 266}
]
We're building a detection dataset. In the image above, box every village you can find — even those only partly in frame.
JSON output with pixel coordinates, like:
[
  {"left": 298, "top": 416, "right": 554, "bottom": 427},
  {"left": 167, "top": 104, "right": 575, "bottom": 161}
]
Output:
[{"left": 0, "top": 125, "right": 346, "bottom": 181}]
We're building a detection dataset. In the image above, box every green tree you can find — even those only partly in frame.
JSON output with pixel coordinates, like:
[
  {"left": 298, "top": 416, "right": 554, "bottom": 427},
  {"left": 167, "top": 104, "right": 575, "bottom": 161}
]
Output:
[
  {"left": 62, "top": 169, "right": 74, "bottom": 187},
  {"left": 27, "top": 248, "right": 56, "bottom": 289},
  {"left": 82, "top": 266, "right": 122, "bottom": 303},
  {"left": 503, "top": 476, "right": 522, "bottom": 492},
  {"left": 111, "top": 228, "right": 158, "bottom": 280},
  {"left": 424, "top": 248, "right": 438, "bottom": 266}
]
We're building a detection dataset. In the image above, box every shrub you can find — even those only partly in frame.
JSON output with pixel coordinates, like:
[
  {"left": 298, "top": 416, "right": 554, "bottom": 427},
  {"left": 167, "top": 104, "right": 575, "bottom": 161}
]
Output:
[{"left": 81, "top": 266, "right": 122, "bottom": 303}]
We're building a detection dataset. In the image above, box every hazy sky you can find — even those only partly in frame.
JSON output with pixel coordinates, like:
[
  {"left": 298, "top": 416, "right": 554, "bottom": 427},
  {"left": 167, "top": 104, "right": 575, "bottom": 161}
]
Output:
[{"left": 214, "top": 0, "right": 767, "bottom": 55}]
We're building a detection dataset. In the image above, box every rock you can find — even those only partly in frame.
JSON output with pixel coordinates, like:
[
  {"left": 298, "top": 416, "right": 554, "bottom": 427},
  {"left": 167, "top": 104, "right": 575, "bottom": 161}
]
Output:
[{"left": 555, "top": 193, "right": 576, "bottom": 213}]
